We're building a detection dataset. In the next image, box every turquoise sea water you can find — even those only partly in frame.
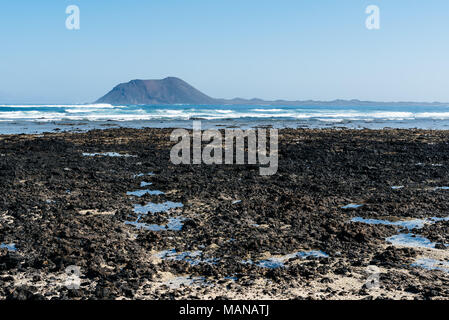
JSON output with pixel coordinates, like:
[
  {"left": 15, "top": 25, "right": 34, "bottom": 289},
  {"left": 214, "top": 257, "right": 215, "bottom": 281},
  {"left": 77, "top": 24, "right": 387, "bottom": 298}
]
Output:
[{"left": 2, "top": 103, "right": 449, "bottom": 134}]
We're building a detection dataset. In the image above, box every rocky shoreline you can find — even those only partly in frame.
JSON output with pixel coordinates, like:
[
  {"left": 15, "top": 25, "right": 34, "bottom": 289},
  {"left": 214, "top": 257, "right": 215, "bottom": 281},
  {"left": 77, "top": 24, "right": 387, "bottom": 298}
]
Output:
[{"left": 1, "top": 128, "right": 449, "bottom": 300}]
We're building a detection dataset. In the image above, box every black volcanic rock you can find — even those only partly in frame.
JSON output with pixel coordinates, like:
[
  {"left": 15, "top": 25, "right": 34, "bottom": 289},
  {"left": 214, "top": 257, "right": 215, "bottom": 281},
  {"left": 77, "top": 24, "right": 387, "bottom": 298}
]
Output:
[{"left": 96, "top": 77, "right": 216, "bottom": 105}]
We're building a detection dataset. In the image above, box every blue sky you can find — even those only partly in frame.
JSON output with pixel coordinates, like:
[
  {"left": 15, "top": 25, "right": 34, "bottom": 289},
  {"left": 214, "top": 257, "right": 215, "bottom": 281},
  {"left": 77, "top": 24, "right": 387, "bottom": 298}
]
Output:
[{"left": 1, "top": 0, "right": 448, "bottom": 103}]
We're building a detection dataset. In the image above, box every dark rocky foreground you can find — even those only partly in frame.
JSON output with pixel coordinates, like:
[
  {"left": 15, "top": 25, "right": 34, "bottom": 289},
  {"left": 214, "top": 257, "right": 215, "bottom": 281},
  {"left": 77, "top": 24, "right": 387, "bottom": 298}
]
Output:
[{"left": 1, "top": 128, "right": 449, "bottom": 300}]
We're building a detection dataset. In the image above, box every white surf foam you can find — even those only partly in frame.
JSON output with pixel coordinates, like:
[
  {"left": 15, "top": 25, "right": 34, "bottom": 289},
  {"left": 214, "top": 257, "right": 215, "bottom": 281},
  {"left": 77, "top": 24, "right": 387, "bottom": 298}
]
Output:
[{"left": 3, "top": 104, "right": 449, "bottom": 122}]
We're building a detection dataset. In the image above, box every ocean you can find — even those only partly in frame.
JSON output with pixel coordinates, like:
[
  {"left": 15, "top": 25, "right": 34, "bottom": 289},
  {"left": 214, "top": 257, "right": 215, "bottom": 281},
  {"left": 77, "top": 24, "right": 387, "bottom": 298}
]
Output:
[{"left": 2, "top": 103, "right": 449, "bottom": 134}]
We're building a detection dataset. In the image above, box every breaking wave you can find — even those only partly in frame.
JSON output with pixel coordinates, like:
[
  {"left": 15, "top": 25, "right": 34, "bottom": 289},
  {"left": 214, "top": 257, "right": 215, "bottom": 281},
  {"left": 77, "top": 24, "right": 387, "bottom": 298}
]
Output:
[{"left": 2, "top": 104, "right": 449, "bottom": 122}]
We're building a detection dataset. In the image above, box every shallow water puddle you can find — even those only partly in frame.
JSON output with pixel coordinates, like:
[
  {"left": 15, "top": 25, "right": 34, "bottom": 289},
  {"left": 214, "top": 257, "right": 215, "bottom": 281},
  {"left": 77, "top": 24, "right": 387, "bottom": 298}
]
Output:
[
  {"left": 82, "top": 152, "right": 136, "bottom": 158},
  {"left": 352, "top": 216, "right": 449, "bottom": 249},
  {"left": 342, "top": 204, "right": 364, "bottom": 209},
  {"left": 0, "top": 243, "right": 16, "bottom": 252},
  {"left": 353, "top": 214, "right": 449, "bottom": 270},
  {"left": 124, "top": 172, "right": 185, "bottom": 232},
  {"left": 243, "top": 250, "right": 329, "bottom": 269},
  {"left": 351, "top": 217, "right": 427, "bottom": 230},
  {"left": 127, "top": 189, "right": 165, "bottom": 197},
  {"left": 133, "top": 201, "right": 183, "bottom": 214},
  {"left": 391, "top": 186, "right": 404, "bottom": 190},
  {"left": 386, "top": 233, "right": 439, "bottom": 249},
  {"left": 163, "top": 276, "right": 208, "bottom": 289},
  {"left": 232, "top": 200, "right": 242, "bottom": 205},
  {"left": 134, "top": 172, "right": 155, "bottom": 178},
  {"left": 412, "top": 258, "right": 449, "bottom": 273},
  {"left": 125, "top": 217, "right": 185, "bottom": 231},
  {"left": 434, "top": 186, "right": 449, "bottom": 191},
  {"left": 352, "top": 216, "right": 449, "bottom": 231},
  {"left": 155, "top": 249, "right": 218, "bottom": 265},
  {"left": 415, "top": 163, "right": 444, "bottom": 167}
]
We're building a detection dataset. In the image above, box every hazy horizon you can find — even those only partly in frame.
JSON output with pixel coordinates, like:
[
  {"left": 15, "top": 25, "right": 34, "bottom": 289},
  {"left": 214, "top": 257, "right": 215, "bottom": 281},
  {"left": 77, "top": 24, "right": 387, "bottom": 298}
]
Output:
[{"left": 1, "top": 1, "right": 449, "bottom": 104}]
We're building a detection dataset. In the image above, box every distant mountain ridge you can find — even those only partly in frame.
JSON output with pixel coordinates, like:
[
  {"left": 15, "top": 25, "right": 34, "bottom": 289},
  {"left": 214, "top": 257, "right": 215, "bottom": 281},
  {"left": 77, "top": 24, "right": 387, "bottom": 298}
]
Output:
[
  {"left": 96, "top": 77, "right": 449, "bottom": 106},
  {"left": 96, "top": 77, "right": 216, "bottom": 105}
]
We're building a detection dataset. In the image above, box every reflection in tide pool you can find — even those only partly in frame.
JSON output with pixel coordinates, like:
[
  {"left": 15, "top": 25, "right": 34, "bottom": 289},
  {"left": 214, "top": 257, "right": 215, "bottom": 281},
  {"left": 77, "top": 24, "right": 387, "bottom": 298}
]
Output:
[
  {"left": 243, "top": 250, "right": 329, "bottom": 269},
  {"left": 155, "top": 249, "right": 218, "bottom": 265},
  {"left": 386, "top": 233, "right": 438, "bottom": 249},
  {"left": 83, "top": 152, "right": 136, "bottom": 158},
  {"left": 352, "top": 216, "right": 449, "bottom": 249},
  {"left": 163, "top": 276, "right": 208, "bottom": 289},
  {"left": 412, "top": 258, "right": 449, "bottom": 273},
  {"left": 127, "top": 189, "right": 165, "bottom": 197},
  {"left": 342, "top": 204, "right": 363, "bottom": 209},
  {"left": 133, "top": 201, "right": 183, "bottom": 214},
  {"left": 0, "top": 243, "right": 16, "bottom": 252},
  {"left": 125, "top": 217, "right": 185, "bottom": 231},
  {"left": 125, "top": 170, "right": 184, "bottom": 232},
  {"left": 351, "top": 213, "right": 449, "bottom": 272},
  {"left": 351, "top": 217, "right": 427, "bottom": 230},
  {"left": 352, "top": 216, "right": 449, "bottom": 231},
  {"left": 134, "top": 172, "right": 155, "bottom": 178}
]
